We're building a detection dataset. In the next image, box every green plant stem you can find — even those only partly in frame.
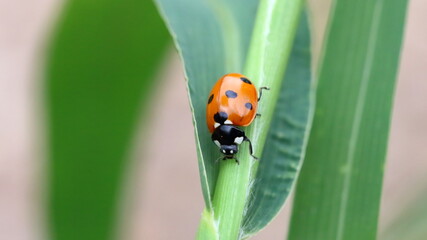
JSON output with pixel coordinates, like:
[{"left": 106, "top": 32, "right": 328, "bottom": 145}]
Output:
[
  {"left": 197, "top": 209, "right": 220, "bottom": 240},
  {"left": 206, "top": 0, "right": 304, "bottom": 239}
]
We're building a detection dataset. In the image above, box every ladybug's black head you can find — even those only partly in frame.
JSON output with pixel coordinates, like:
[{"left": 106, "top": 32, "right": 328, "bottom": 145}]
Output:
[
  {"left": 212, "top": 125, "right": 246, "bottom": 157},
  {"left": 220, "top": 144, "right": 238, "bottom": 156}
]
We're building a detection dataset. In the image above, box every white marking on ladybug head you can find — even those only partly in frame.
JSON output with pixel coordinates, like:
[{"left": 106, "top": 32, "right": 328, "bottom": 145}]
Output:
[
  {"left": 222, "top": 149, "right": 226, "bottom": 154},
  {"left": 214, "top": 122, "right": 220, "bottom": 128},
  {"left": 230, "top": 150, "right": 234, "bottom": 154},
  {"left": 214, "top": 140, "right": 221, "bottom": 148},
  {"left": 224, "top": 120, "right": 233, "bottom": 125},
  {"left": 234, "top": 136, "right": 244, "bottom": 145}
]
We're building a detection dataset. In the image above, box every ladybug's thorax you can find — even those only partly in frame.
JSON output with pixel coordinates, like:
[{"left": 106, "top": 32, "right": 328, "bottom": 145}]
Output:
[{"left": 211, "top": 125, "right": 246, "bottom": 155}]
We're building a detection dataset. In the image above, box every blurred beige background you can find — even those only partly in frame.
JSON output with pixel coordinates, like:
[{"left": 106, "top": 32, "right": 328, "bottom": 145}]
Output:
[{"left": 0, "top": 0, "right": 426, "bottom": 239}]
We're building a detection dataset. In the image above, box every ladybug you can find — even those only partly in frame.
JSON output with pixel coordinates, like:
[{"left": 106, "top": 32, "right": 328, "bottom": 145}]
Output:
[{"left": 206, "top": 73, "right": 269, "bottom": 164}]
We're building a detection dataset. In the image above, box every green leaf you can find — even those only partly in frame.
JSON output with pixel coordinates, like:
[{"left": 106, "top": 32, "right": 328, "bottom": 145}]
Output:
[
  {"left": 197, "top": 209, "right": 220, "bottom": 240},
  {"left": 45, "top": 0, "right": 169, "bottom": 239},
  {"left": 289, "top": 0, "right": 409, "bottom": 239},
  {"left": 241, "top": 13, "right": 312, "bottom": 237},
  {"left": 210, "top": 0, "right": 305, "bottom": 238},
  {"left": 156, "top": 0, "right": 312, "bottom": 238},
  {"left": 157, "top": 0, "right": 311, "bottom": 239},
  {"left": 154, "top": 0, "right": 259, "bottom": 210}
]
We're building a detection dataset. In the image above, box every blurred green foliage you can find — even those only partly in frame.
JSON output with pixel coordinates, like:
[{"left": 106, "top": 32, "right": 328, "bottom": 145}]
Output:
[
  {"left": 289, "top": 0, "right": 408, "bottom": 239},
  {"left": 45, "top": 0, "right": 169, "bottom": 239}
]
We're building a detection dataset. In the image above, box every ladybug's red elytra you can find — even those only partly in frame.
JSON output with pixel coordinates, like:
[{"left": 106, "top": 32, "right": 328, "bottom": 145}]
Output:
[{"left": 206, "top": 73, "right": 269, "bottom": 164}]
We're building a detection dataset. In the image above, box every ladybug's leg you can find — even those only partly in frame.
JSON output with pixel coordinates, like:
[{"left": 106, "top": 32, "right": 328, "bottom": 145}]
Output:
[
  {"left": 255, "top": 113, "right": 262, "bottom": 118},
  {"left": 244, "top": 137, "right": 259, "bottom": 160},
  {"left": 234, "top": 157, "right": 240, "bottom": 165},
  {"left": 258, "top": 87, "right": 270, "bottom": 102}
]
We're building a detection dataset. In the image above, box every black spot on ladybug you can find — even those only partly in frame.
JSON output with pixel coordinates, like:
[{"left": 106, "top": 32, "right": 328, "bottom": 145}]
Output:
[
  {"left": 245, "top": 103, "right": 253, "bottom": 110},
  {"left": 208, "top": 94, "right": 214, "bottom": 104},
  {"left": 225, "top": 90, "right": 238, "bottom": 98},
  {"left": 240, "top": 77, "right": 252, "bottom": 84},
  {"left": 214, "top": 112, "right": 228, "bottom": 124}
]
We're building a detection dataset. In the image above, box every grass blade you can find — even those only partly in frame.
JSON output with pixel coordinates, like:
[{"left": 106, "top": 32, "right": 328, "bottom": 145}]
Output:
[
  {"left": 45, "top": 1, "right": 169, "bottom": 239},
  {"left": 289, "top": 0, "right": 409, "bottom": 239},
  {"left": 154, "top": 0, "right": 259, "bottom": 210},
  {"left": 241, "top": 12, "right": 312, "bottom": 237},
  {"left": 155, "top": 0, "right": 311, "bottom": 238},
  {"left": 211, "top": 0, "right": 304, "bottom": 238}
]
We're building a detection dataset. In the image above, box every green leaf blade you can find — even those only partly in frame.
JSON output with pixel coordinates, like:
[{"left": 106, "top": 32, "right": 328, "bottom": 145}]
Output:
[
  {"left": 241, "top": 12, "right": 313, "bottom": 236},
  {"left": 289, "top": 0, "right": 409, "bottom": 239},
  {"left": 155, "top": 0, "right": 313, "bottom": 238},
  {"left": 154, "top": 0, "right": 258, "bottom": 210},
  {"left": 45, "top": 1, "right": 169, "bottom": 239}
]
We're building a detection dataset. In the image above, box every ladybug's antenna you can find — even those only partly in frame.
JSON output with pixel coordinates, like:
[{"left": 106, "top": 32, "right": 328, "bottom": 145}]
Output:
[
  {"left": 215, "top": 156, "right": 224, "bottom": 163},
  {"left": 218, "top": 155, "right": 240, "bottom": 165},
  {"left": 245, "top": 137, "right": 258, "bottom": 160}
]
